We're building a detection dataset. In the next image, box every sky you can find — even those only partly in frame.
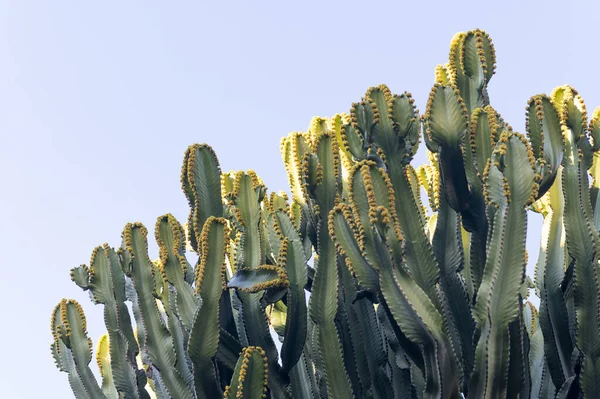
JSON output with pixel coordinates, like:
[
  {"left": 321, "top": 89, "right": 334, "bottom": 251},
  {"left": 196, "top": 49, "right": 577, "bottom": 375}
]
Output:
[{"left": 0, "top": 0, "right": 598, "bottom": 397}]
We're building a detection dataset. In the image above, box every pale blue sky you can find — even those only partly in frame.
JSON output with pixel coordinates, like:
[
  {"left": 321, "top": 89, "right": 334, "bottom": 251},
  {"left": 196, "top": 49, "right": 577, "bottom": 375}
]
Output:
[{"left": 0, "top": 1, "right": 598, "bottom": 397}]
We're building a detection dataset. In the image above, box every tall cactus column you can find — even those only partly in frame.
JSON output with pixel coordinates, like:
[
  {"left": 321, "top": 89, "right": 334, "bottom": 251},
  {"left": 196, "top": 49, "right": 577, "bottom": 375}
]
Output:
[
  {"left": 51, "top": 299, "right": 107, "bottom": 399},
  {"left": 469, "top": 132, "right": 539, "bottom": 398},
  {"left": 554, "top": 86, "right": 600, "bottom": 398},
  {"left": 281, "top": 125, "right": 354, "bottom": 398},
  {"left": 225, "top": 170, "right": 291, "bottom": 398},
  {"left": 306, "top": 132, "right": 354, "bottom": 399}
]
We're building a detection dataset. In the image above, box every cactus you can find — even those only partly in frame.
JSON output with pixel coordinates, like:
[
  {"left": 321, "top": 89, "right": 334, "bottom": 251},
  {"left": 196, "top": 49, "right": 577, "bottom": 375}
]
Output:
[{"left": 52, "top": 29, "right": 600, "bottom": 398}]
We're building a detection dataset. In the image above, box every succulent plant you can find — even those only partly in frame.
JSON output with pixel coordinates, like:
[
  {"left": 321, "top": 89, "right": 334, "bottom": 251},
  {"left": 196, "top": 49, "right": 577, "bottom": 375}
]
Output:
[{"left": 51, "top": 29, "right": 600, "bottom": 398}]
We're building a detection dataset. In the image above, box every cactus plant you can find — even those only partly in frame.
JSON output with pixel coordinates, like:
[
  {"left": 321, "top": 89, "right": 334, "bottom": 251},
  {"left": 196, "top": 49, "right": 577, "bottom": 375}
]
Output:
[{"left": 51, "top": 29, "right": 600, "bottom": 398}]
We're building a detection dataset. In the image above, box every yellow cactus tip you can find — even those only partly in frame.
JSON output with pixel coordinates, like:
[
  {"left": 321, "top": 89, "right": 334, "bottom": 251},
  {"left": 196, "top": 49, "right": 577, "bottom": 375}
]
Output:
[{"left": 450, "top": 31, "right": 465, "bottom": 47}]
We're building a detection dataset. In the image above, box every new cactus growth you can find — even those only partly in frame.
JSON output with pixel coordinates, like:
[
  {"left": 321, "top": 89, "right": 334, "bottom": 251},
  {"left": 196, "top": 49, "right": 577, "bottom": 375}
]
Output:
[{"left": 52, "top": 29, "right": 600, "bottom": 398}]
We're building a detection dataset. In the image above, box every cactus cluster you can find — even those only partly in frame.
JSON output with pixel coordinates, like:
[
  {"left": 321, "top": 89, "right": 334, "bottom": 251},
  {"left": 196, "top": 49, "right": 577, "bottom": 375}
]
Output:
[{"left": 51, "top": 29, "right": 600, "bottom": 398}]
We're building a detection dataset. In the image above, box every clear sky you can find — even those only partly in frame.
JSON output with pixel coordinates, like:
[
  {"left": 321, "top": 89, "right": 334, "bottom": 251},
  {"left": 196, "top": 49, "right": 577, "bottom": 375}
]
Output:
[{"left": 0, "top": 1, "right": 598, "bottom": 397}]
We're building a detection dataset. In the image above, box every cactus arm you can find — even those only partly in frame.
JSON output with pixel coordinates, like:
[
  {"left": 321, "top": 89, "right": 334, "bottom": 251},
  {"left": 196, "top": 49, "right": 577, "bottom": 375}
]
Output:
[
  {"left": 272, "top": 210, "right": 308, "bottom": 372},
  {"left": 358, "top": 87, "right": 421, "bottom": 166},
  {"left": 181, "top": 144, "right": 224, "bottom": 252},
  {"left": 339, "top": 121, "right": 366, "bottom": 164},
  {"left": 281, "top": 132, "right": 311, "bottom": 207},
  {"left": 447, "top": 30, "right": 494, "bottom": 114},
  {"left": 470, "top": 132, "right": 538, "bottom": 398},
  {"left": 281, "top": 132, "right": 318, "bottom": 264},
  {"left": 461, "top": 106, "right": 500, "bottom": 295},
  {"left": 148, "top": 256, "right": 195, "bottom": 392},
  {"left": 227, "top": 172, "right": 290, "bottom": 398},
  {"left": 70, "top": 265, "right": 90, "bottom": 290},
  {"left": 438, "top": 30, "right": 499, "bottom": 299},
  {"left": 51, "top": 337, "right": 89, "bottom": 399},
  {"left": 51, "top": 299, "right": 107, "bottom": 399},
  {"left": 162, "top": 289, "right": 195, "bottom": 391},
  {"left": 434, "top": 64, "right": 451, "bottom": 86},
  {"left": 347, "top": 162, "right": 399, "bottom": 273},
  {"left": 348, "top": 86, "right": 440, "bottom": 298},
  {"left": 364, "top": 87, "right": 402, "bottom": 158},
  {"left": 70, "top": 244, "right": 144, "bottom": 399},
  {"left": 310, "top": 226, "right": 354, "bottom": 399},
  {"left": 554, "top": 86, "right": 600, "bottom": 397},
  {"left": 532, "top": 170, "right": 573, "bottom": 388},
  {"left": 523, "top": 303, "right": 556, "bottom": 397},
  {"left": 526, "top": 95, "right": 564, "bottom": 198},
  {"left": 380, "top": 264, "right": 457, "bottom": 398},
  {"left": 352, "top": 157, "right": 439, "bottom": 301},
  {"left": 224, "top": 346, "right": 269, "bottom": 399},
  {"left": 332, "top": 157, "right": 457, "bottom": 395},
  {"left": 329, "top": 202, "right": 425, "bottom": 376},
  {"left": 121, "top": 283, "right": 157, "bottom": 398},
  {"left": 353, "top": 87, "right": 441, "bottom": 300},
  {"left": 329, "top": 172, "right": 435, "bottom": 388},
  {"left": 185, "top": 217, "right": 229, "bottom": 398},
  {"left": 155, "top": 214, "right": 198, "bottom": 330},
  {"left": 336, "top": 264, "right": 370, "bottom": 398},
  {"left": 431, "top": 180, "right": 475, "bottom": 390},
  {"left": 301, "top": 132, "right": 354, "bottom": 399},
  {"left": 424, "top": 84, "right": 471, "bottom": 212},
  {"left": 421, "top": 128, "right": 475, "bottom": 391},
  {"left": 558, "top": 90, "right": 598, "bottom": 262},
  {"left": 104, "top": 247, "right": 148, "bottom": 399},
  {"left": 266, "top": 215, "right": 282, "bottom": 263},
  {"left": 448, "top": 32, "right": 481, "bottom": 113},
  {"left": 386, "top": 164, "right": 441, "bottom": 300},
  {"left": 111, "top": 254, "right": 153, "bottom": 399},
  {"left": 406, "top": 165, "right": 429, "bottom": 227},
  {"left": 328, "top": 204, "right": 379, "bottom": 292},
  {"left": 312, "top": 323, "right": 352, "bottom": 399},
  {"left": 122, "top": 223, "right": 195, "bottom": 399},
  {"left": 469, "top": 106, "right": 499, "bottom": 179},
  {"left": 335, "top": 113, "right": 362, "bottom": 173},
  {"left": 238, "top": 286, "right": 293, "bottom": 399},
  {"left": 96, "top": 335, "right": 119, "bottom": 399},
  {"left": 283, "top": 126, "right": 355, "bottom": 398},
  {"left": 236, "top": 291, "right": 288, "bottom": 398},
  {"left": 338, "top": 256, "right": 400, "bottom": 399},
  {"left": 118, "top": 247, "right": 146, "bottom": 346},
  {"left": 335, "top": 268, "right": 367, "bottom": 397},
  {"left": 239, "top": 302, "right": 288, "bottom": 395},
  {"left": 227, "top": 171, "right": 267, "bottom": 269}
]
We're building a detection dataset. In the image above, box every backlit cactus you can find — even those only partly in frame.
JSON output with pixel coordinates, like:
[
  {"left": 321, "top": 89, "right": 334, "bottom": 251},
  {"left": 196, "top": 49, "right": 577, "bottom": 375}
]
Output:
[{"left": 52, "top": 29, "right": 600, "bottom": 398}]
